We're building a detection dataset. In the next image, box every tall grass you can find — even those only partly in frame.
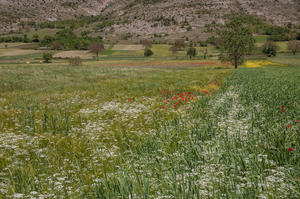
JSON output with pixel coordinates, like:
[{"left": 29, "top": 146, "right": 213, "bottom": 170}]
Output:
[{"left": 0, "top": 62, "right": 299, "bottom": 198}]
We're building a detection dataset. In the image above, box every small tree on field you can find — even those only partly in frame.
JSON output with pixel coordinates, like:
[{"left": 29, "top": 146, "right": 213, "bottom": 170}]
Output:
[
  {"left": 77, "top": 42, "right": 84, "bottom": 50},
  {"left": 218, "top": 18, "right": 255, "bottom": 68},
  {"left": 141, "top": 40, "right": 153, "bottom": 48},
  {"left": 25, "top": 26, "right": 30, "bottom": 32},
  {"left": 5, "top": 44, "right": 8, "bottom": 49},
  {"left": 144, "top": 48, "right": 153, "bottom": 57},
  {"left": 174, "top": 39, "right": 186, "bottom": 50},
  {"left": 53, "top": 41, "right": 61, "bottom": 50},
  {"left": 33, "top": 33, "right": 39, "bottom": 42},
  {"left": 287, "top": 40, "right": 300, "bottom": 55},
  {"left": 88, "top": 42, "right": 105, "bottom": 60},
  {"left": 187, "top": 47, "right": 197, "bottom": 59},
  {"left": 168, "top": 46, "right": 178, "bottom": 55},
  {"left": 260, "top": 40, "right": 279, "bottom": 57},
  {"left": 42, "top": 52, "right": 52, "bottom": 63},
  {"left": 69, "top": 56, "right": 82, "bottom": 66},
  {"left": 201, "top": 48, "right": 208, "bottom": 59}
]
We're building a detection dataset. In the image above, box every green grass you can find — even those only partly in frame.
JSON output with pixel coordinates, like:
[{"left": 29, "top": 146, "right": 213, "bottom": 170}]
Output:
[
  {"left": 0, "top": 60, "right": 299, "bottom": 197},
  {"left": 98, "top": 49, "right": 117, "bottom": 55},
  {"left": 0, "top": 43, "right": 29, "bottom": 49},
  {"left": 254, "top": 35, "right": 268, "bottom": 43}
]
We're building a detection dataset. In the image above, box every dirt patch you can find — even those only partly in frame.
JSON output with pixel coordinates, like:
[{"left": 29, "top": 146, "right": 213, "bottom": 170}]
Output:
[
  {"left": 53, "top": 50, "right": 103, "bottom": 59},
  {"left": 0, "top": 50, "right": 42, "bottom": 56},
  {"left": 10, "top": 44, "right": 39, "bottom": 49},
  {"left": 0, "top": 60, "right": 30, "bottom": 63}
]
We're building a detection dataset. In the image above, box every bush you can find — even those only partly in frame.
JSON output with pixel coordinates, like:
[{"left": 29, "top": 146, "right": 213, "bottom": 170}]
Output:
[
  {"left": 144, "top": 48, "right": 153, "bottom": 57},
  {"left": 187, "top": 47, "right": 197, "bottom": 58},
  {"left": 68, "top": 56, "right": 82, "bottom": 66},
  {"left": 42, "top": 52, "right": 53, "bottom": 63},
  {"left": 260, "top": 41, "right": 279, "bottom": 57}
]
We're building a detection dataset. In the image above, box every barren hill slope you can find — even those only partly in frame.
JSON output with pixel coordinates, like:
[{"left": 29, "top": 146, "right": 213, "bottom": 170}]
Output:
[{"left": 1, "top": 0, "right": 300, "bottom": 36}]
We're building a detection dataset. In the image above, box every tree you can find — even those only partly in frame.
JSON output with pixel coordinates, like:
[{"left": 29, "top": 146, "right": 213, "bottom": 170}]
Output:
[
  {"left": 200, "top": 48, "right": 208, "bottom": 59},
  {"left": 187, "top": 47, "right": 197, "bottom": 59},
  {"left": 174, "top": 39, "right": 186, "bottom": 50},
  {"left": 260, "top": 40, "right": 279, "bottom": 57},
  {"left": 141, "top": 40, "right": 153, "bottom": 48},
  {"left": 287, "top": 40, "right": 300, "bottom": 55},
  {"left": 42, "top": 52, "right": 52, "bottom": 63},
  {"left": 33, "top": 33, "right": 39, "bottom": 42},
  {"left": 53, "top": 41, "right": 61, "bottom": 50},
  {"left": 88, "top": 42, "right": 105, "bottom": 60},
  {"left": 144, "top": 48, "right": 153, "bottom": 57},
  {"left": 217, "top": 18, "right": 255, "bottom": 68},
  {"left": 77, "top": 42, "right": 84, "bottom": 50},
  {"left": 23, "top": 34, "right": 30, "bottom": 43},
  {"left": 5, "top": 44, "right": 8, "bottom": 49},
  {"left": 168, "top": 46, "right": 178, "bottom": 55},
  {"left": 25, "top": 26, "right": 30, "bottom": 32}
]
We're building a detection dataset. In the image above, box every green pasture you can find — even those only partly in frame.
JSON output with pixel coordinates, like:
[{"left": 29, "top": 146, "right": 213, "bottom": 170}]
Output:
[
  {"left": 254, "top": 35, "right": 268, "bottom": 43},
  {"left": 0, "top": 51, "right": 300, "bottom": 197}
]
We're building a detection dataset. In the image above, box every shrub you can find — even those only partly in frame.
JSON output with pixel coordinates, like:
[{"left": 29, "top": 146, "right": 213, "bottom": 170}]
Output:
[
  {"left": 144, "top": 48, "right": 153, "bottom": 57},
  {"left": 42, "top": 52, "right": 53, "bottom": 63},
  {"left": 187, "top": 47, "right": 197, "bottom": 59},
  {"left": 260, "top": 41, "right": 279, "bottom": 57},
  {"left": 68, "top": 56, "right": 82, "bottom": 66}
]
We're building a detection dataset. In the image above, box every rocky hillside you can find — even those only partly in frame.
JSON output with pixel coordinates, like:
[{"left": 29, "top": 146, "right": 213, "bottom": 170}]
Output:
[
  {"left": 0, "top": 0, "right": 111, "bottom": 32},
  {"left": 1, "top": 0, "right": 300, "bottom": 37}
]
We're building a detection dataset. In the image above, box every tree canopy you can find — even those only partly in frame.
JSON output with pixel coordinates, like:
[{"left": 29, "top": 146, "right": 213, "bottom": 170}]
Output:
[
  {"left": 218, "top": 18, "right": 255, "bottom": 68},
  {"left": 88, "top": 43, "right": 105, "bottom": 60}
]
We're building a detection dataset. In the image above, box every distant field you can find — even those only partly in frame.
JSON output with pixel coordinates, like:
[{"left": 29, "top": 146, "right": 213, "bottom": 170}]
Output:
[
  {"left": 254, "top": 35, "right": 268, "bottom": 43},
  {"left": 0, "top": 49, "right": 42, "bottom": 57},
  {"left": 111, "top": 45, "right": 144, "bottom": 51},
  {"left": 53, "top": 50, "right": 97, "bottom": 59}
]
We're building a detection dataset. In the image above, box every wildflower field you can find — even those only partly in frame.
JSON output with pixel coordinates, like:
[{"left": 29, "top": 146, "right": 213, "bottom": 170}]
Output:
[{"left": 0, "top": 60, "right": 299, "bottom": 198}]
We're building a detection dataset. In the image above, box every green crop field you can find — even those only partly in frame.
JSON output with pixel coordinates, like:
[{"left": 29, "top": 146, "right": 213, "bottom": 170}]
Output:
[
  {"left": 0, "top": 37, "right": 300, "bottom": 198},
  {"left": 0, "top": 58, "right": 299, "bottom": 198}
]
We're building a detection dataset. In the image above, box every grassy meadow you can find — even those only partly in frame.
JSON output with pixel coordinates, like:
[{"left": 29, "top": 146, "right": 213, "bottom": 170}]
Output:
[{"left": 0, "top": 41, "right": 300, "bottom": 198}]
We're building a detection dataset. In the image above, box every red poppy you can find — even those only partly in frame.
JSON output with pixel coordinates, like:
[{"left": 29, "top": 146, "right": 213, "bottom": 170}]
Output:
[
  {"left": 132, "top": 98, "right": 134, "bottom": 99},
  {"left": 296, "top": 120, "right": 298, "bottom": 122},
  {"left": 287, "top": 125, "right": 292, "bottom": 128},
  {"left": 160, "top": 92, "right": 162, "bottom": 94},
  {"left": 189, "top": 107, "right": 191, "bottom": 109},
  {"left": 176, "top": 103, "right": 179, "bottom": 105},
  {"left": 174, "top": 105, "right": 177, "bottom": 108},
  {"left": 164, "top": 100, "right": 167, "bottom": 103},
  {"left": 288, "top": 148, "right": 293, "bottom": 152},
  {"left": 162, "top": 106, "right": 165, "bottom": 109},
  {"left": 281, "top": 106, "right": 284, "bottom": 109},
  {"left": 128, "top": 99, "right": 130, "bottom": 102},
  {"left": 283, "top": 110, "right": 286, "bottom": 112}
]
